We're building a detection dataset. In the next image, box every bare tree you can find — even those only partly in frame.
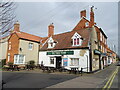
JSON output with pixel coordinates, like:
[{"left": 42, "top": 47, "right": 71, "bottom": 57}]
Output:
[{"left": 0, "top": 0, "right": 16, "bottom": 37}]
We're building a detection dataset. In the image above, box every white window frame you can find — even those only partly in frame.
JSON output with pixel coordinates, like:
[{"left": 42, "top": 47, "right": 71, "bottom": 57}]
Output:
[
  {"left": 14, "top": 54, "right": 25, "bottom": 64},
  {"left": 48, "top": 37, "right": 56, "bottom": 48},
  {"left": 100, "top": 32, "right": 102, "bottom": 41},
  {"left": 72, "top": 32, "right": 82, "bottom": 46},
  {"left": 70, "top": 58, "right": 79, "bottom": 66},
  {"left": 28, "top": 43, "right": 33, "bottom": 50},
  {"left": 50, "top": 57, "right": 54, "bottom": 64},
  {"left": 8, "top": 45, "right": 11, "bottom": 50},
  {"left": 8, "top": 55, "right": 10, "bottom": 62}
]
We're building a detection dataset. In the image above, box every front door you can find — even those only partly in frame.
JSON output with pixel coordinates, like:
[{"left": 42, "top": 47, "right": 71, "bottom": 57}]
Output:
[{"left": 56, "top": 57, "right": 62, "bottom": 69}]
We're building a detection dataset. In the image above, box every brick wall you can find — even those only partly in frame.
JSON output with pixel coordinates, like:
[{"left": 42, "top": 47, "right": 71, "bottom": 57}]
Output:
[{"left": 6, "top": 33, "right": 19, "bottom": 64}]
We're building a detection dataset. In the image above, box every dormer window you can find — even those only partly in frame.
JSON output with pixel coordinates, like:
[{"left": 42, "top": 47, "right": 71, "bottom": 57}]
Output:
[
  {"left": 48, "top": 37, "right": 57, "bottom": 48},
  {"left": 50, "top": 43, "right": 53, "bottom": 47},
  {"left": 74, "top": 38, "right": 80, "bottom": 45},
  {"left": 72, "top": 32, "right": 82, "bottom": 46}
]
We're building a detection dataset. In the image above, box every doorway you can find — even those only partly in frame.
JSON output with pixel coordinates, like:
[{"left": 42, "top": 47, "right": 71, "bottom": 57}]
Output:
[{"left": 56, "top": 57, "right": 62, "bottom": 69}]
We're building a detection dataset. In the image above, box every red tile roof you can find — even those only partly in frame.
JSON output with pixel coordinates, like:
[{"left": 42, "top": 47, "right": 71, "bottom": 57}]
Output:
[
  {"left": 40, "top": 28, "right": 92, "bottom": 51},
  {"left": 15, "top": 31, "right": 42, "bottom": 42}
]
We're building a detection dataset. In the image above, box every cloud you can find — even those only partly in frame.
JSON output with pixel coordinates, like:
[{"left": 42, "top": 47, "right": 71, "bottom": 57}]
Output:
[{"left": 15, "top": 2, "right": 118, "bottom": 53}]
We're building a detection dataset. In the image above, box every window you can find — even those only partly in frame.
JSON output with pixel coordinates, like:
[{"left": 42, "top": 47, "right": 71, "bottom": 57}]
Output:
[
  {"left": 14, "top": 54, "right": 25, "bottom": 64},
  {"left": 28, "top": 43, "right": 33, "bottom": 50},
  {"left": 50, "top": 43, "right": 53, "bottom": 47},
  {"left": 77, "top": 38, "right": 79, "bottom": 45},
  {"left": 8, "top": 55, "right": 10, "bottom": 62},
  {"left": 74, "top": 39, "right": 76, "bottom": 45},
  {"left": 105, "top": 39, "right": 107, "bottom": 45},
  {"left": 102, "top": 36, "right": 104, "bottom": 43},
  {"left": 70, "top": 58, "right": 79, "bottom": 66},
  {"left": 72, "top": 32, "right": 82, "bottom": 46},
  {"left": 101, "top": 45, "right": 102, "bottom": 51},
  {"left": 8, "top": 45, "right": 11, "bottom": 50},
  {"left": 85, "top": 22, "right": 89, "bottom": 27},
  {"left": 50, "top": 57, "right": 54, "bottom": 64},
  {"left": 73, "top": 38, "right": 81, "bottom": 46},
  {"left": 100, "top": 33, "right": 102, "bottom": 41},
  {"left": 48, "top": 37, "right": 56, "bottom": 48}
]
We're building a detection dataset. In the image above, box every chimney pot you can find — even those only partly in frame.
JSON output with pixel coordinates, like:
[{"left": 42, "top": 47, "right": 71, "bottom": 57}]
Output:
[
  {"left": 80, "top": 10, "right": 86, "bottom": 18},
  {"left": 90, "top": 6, "right": 94, "bottom": 27},
  {"left": 14, "top": 21, "right": 20, "bottom": 32}
]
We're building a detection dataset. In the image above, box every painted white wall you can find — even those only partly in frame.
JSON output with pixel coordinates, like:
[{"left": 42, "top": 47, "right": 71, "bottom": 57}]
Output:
[
  {"left": 39, "top": 49, "right": 90, "bottom": 72},
  {"left": 0, "top": 36, "right": 9, "bottom": 61}
]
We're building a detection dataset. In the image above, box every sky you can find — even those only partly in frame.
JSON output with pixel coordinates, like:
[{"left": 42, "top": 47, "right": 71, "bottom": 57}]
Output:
[{"left": 14, "top": 2, "right": 118, "bottom": 54}]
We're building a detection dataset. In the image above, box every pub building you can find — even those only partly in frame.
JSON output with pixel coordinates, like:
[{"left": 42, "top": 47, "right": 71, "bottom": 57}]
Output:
[
  {"left": 39, "top": 7, "right": 107, "bottom": 72},
  {"left": 39, "top": 24, "right": 101, "bottom": 72}
]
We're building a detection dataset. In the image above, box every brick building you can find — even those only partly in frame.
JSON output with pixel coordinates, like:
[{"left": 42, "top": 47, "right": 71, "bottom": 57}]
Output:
[{"left": 6, "top": 22, "right": 42, "bottom": 65}]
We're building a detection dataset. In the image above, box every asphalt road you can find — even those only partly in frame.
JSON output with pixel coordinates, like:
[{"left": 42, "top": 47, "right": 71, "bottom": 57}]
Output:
[
  {"left": 110, "top": 65, "right": 119, "bottom": 88},
  {"left": 2, "top": 72, "right": 77, "bottom": 89}
]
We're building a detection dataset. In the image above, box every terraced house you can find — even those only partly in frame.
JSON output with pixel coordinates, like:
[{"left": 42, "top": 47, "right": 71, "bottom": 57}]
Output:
[{"left": 6, "top": 22, "right": 42, "bottom": 65}]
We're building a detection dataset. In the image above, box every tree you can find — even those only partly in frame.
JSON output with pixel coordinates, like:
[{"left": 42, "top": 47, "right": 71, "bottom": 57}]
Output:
[{"left": 0, "top": 0, "right": 16, "bottom": 37}]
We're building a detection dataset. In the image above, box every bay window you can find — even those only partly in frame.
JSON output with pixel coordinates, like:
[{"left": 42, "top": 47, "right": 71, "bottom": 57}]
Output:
[{"left": 14, "top": 54, "right": 25, "bottom": 64}]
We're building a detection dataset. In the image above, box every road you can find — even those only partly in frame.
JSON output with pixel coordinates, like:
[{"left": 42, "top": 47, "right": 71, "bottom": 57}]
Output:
[
  {"left": 102, "top": 65, "right": 119, "bottom": 89},
  {"left": 47, "top": 63, "right": 119, "bottom": 89},
  {"left": 2, "top": 72, "right": 77, "bottom": 89},
  {"left": 1, "top": 62, "right": 119, "bottom": 89}
]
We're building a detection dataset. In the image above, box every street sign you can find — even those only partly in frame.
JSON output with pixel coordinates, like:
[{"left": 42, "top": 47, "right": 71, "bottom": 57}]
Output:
[{"left": 47, "top": 51, "right": 74, "bottom": 55}]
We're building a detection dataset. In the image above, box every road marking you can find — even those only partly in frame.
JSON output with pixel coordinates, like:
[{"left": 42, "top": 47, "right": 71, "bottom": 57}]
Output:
[
  {"left": 107, "top": 68, "right": 118, "bottom": 89},
  {"left": 102, "top": 67, "right": 119, "bottom": 90}
]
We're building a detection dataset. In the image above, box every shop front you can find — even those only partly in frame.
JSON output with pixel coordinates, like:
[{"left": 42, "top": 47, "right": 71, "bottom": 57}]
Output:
[
  {"left": 39, "top": 49, "right": 90, "bottom": 72},
  {"left": 94, "top": 49, "right": 101, "bottom": 70}
]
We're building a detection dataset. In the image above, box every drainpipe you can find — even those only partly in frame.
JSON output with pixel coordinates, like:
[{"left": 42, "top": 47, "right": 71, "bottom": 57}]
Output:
[
  {"left": 89, "top": 46, "right": 92, "bottom": 72},
  {"left": 88, "top": 29, "right": 92, "bottom": 72},
  {"left": 86, "top": 55, "right": 88, "bottom": 72}
]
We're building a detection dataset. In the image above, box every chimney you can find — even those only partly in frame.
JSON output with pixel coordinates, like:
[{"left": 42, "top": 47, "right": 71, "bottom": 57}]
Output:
[
  {"left": 48, "top": 23, "right": 54, "bottom": 37},
  {"left": 90, "top": 6, "right": 94, "bottom": 27},
  {"left": 80, "top": 10, "right": 86, "bottom": 18},
  {"left": 14, "top": 21, "right": 20, "bottom": 32}
]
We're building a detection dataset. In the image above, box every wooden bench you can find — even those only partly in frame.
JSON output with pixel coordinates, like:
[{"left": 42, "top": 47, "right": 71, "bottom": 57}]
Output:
[
  {"left": 3, "top": 65, "right": 20, "bottom": 71},
  {"left": 41, "top": 66, "right": 55, "bottom": 73}
]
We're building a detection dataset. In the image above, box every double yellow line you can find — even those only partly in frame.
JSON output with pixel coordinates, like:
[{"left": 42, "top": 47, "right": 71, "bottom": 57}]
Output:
[{"left": 102, "top": 66, "right": 119, "bottom": 90}]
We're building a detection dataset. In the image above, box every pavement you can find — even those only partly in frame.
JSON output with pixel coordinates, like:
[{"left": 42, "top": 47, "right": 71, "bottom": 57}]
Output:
[{"left": 47, "top": 62, "right": 119, "bottom": 88}]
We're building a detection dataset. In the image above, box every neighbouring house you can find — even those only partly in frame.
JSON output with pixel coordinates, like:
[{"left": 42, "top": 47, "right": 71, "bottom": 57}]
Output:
[
  {"left": 107, "top": 47, "right": 113, "bottom": 65},
  {"left": 0, "top": 35, "right": 10, "bottom": 62},
  {"left": 73, "top": 7, "right": 108, "bottom": 70},
  {"left": 107, "top": 47, "right": 117, "bottom": 65},
  {"left": 39, "top": 7, "right": 101, "bottom": 72},
  {"left": 6, "top": 21, "right": 42, "bottom": 65}
]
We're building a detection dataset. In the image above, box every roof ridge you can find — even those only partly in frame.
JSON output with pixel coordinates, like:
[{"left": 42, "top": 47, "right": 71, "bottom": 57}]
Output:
[{"left": 20, "top": 31, "right": 42, "bottom": 38}]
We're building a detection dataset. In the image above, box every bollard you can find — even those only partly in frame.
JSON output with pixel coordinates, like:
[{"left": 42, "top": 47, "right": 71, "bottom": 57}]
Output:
[
  {"left": 2, "top": 80, "right": 6, "bottom": 90},
  {"left": 81, "top": 68, "right": 83, "bottom": 76}
]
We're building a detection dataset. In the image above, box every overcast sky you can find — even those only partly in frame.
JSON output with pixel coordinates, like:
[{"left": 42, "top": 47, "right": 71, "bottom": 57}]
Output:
[{"left": 15, "top": 2, "right": 118, "bottom": 53}]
